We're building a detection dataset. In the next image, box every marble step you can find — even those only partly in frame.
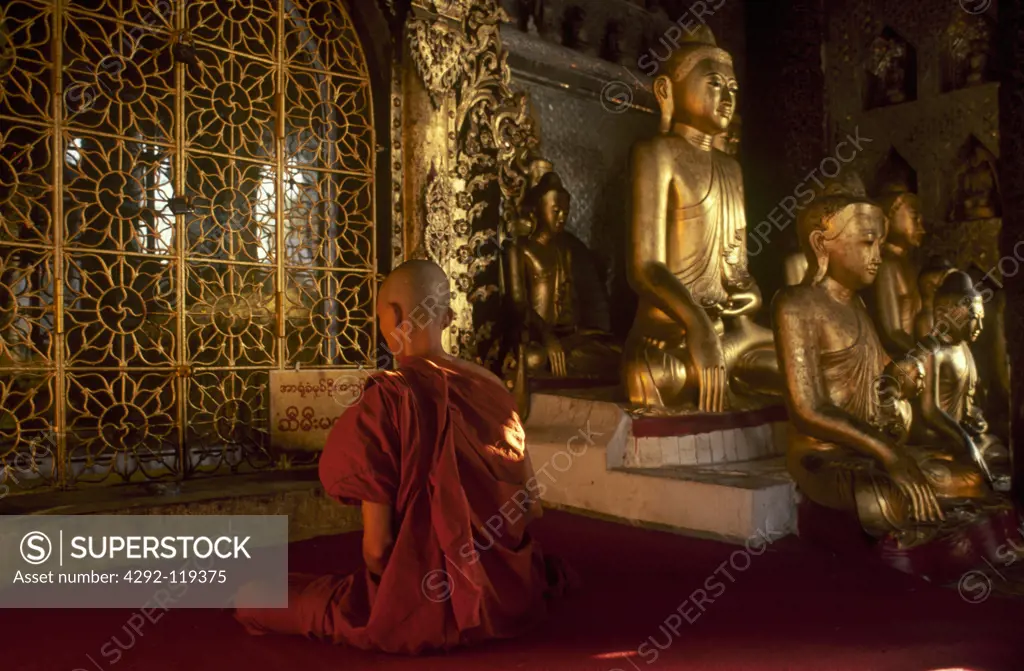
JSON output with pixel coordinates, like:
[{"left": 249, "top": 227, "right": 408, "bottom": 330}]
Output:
[{"left": 618, "top": 422, "right": 789, "bottom": 469}]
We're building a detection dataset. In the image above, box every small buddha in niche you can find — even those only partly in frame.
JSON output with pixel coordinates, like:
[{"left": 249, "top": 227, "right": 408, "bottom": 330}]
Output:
[
  {"left": 868, "top": 35, "right": 909, "bottom": 106},
  {"left": 505, "top": 171, "right": 620, "bottom": 381},
  {"left": 965, "top": 38, "right": 989, "bottom": 86},
  {"left": 516, "top": 0, "right": 547, "bottom": 37},
  {"left": 561, "top": 6, "right": 588, "bottom": 52},
  {"left": 909, "top": 270, "right": 1010, "bottom": 492},
  {"left": 600, "top": 21, "right": 626, "bottom": 65},
  {"left": 869, "top": 189, "right": 926, "bottom": 357},
  {"left": 774, "top": 196, "right": 993, "bottom": 545},
  {"left": 623, "top": 27, "right": 778, "bottom": 413},
  {"left": 954, "top": 144, "right": 999, "bottom": 221}
]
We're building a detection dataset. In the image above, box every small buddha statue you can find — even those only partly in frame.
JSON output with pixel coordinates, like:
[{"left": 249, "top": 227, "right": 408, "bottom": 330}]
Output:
[
  {"left": 504, "top": 171, "right": 620, "bottom": 382},
  {"left": 869, "top": 189, "right": 926, "bottom": 357},
  {"left": 868, "top": 35, "right": 908, "bottom": 106},
  {"left": 874, "top": 357, "right": 925, "bottom": 447},
  {"left": 561, "top": 6, "right": 588, "bottom": 52},
  {"left": 774, "top": 195, "right": 991, "bottom": 543},
  {"left": 965, "top": 38, "right": 989, "bottom": 86},
  {"left": 516, "top": 0, "right": 547, "bottom": 37},
  {"left": 954, "top": 144, "right": 999, "bottom": 221},
  {"left": 600, "top": 20, "right": 626, "bottom": 65},
  {"left": 909, "top": 270, "right": 1011, "bottom": 492},
  {"left": 623, "top": 27, "right": 778, "bottom": 412}
]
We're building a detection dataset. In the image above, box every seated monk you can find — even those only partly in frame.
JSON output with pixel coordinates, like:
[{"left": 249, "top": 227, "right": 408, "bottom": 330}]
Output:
[
  {"left": 235, "top": 260, "right": 567, "bottom": 653},
  {"left": 909, "top": 270, "right": 1011, "bottom": 492},
  {"left": 773, "top": 196, "right": 991, "bottom": 547}
]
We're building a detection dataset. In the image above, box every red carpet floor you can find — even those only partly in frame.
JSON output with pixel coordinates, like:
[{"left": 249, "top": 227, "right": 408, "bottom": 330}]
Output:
[{"left": 4, "top": 509, "right": 1023, "bottom": 671}]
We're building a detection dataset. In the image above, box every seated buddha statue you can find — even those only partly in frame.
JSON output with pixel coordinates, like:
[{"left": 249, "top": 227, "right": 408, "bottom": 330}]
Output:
[
  {"left": 953, "top": 144, "right": 999, "bottom": 221},
  {"left": 504, "top": 170, "right": 620, "bottom": 385},
  {"left": 773, "top": 195, "right": 993, "bottom": 545},
  {"left": 623, "top": 27, "right": 778, "bottom": 413},
  {"left": 909, "top": 270, "right": 1011, "bottom": 492},
  {"left": 873, "top": 357, "right": 925, "bottom": 447},
  {"left": 868, "top": 187, "right": 926, "bottom": 358}
]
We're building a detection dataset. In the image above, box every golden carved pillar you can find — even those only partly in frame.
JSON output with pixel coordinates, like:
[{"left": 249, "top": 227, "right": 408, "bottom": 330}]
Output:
[{"left": 401, "top": 0, "right": 537, "bottom": 363}]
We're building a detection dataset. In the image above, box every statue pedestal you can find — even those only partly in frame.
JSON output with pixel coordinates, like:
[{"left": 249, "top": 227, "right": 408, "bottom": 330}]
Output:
[
  {"left": 608, "top": 406, "right": 789, "bottom": 469},
  {"left": 523, "top": 393, "right": 796, "bottom": 543}
]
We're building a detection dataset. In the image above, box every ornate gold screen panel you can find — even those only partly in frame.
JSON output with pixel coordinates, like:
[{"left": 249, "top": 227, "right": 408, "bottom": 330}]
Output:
[{"left": 0, "top": 0, "right": 376, "bottom": 493}]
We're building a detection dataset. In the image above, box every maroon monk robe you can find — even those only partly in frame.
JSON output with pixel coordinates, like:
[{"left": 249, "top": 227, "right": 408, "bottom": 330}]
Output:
[{"left": 236, "top": 357, "right": 565, "bottom": 654}]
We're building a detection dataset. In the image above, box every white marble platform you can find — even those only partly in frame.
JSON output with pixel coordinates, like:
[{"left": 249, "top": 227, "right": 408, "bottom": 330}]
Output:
[{"left": 522, "top": 393, "right": 797, "bottom": 544}]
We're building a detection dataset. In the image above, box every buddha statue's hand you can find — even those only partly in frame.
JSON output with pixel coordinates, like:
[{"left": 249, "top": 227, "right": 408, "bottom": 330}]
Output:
[
  {"left": 962, "top": 433, "right": 997, "bottom": 487},
  {"left": 883, "top": 453, "right": 945, "bottom": 524},
  {"left": 720, "top": 290, "right": 760, "bottom": 318},
  {"left": 687, "top": 324, "right": 727, "bottom": 413},
  {"left": 963, "top": 412, "right": 988, "bottom": 437},
  {"left": 543, "top": 332, "right": 568, "bottom": 378}
]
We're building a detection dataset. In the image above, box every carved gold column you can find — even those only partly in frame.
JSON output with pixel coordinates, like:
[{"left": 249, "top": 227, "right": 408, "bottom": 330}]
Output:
[{"left": 402, "top": 0, "right": 537, "bottom": 363}]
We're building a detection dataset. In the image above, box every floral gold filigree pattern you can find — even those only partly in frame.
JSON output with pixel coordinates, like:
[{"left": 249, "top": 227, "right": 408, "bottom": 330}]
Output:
[
  {"left": 409, "top": 17, "right": 466, "bottom": 109},
  {"left": 0, "top": 0, "right": 376, "bottom": 492}
]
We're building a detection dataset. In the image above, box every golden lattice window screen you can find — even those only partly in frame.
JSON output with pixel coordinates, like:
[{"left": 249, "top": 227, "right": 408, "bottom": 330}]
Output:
[{"left": 0, "top": 0, "right": 376, "bottom": 492}]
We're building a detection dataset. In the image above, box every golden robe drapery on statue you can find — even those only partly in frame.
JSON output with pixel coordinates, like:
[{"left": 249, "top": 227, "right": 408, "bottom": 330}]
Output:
[{"left": 673, "top": 155, "right": 746, "bottom": 308}]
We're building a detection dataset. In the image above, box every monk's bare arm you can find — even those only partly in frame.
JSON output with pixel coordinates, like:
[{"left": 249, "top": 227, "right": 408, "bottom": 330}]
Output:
[
  {"left": 774, "top": 290, "right": 898, "bottom": 465},
  {"left": 874, "top": 263, "right": 915, "bottom": 354},
  {"left": 361, "top": 501, "right": 395, "bottom": 577},
  {"left": 626, "top": 141, "right": 710, "bottom": 332}
]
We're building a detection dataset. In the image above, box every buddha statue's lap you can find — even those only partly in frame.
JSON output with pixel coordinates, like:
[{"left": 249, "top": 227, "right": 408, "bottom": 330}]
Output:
[{"left": 623, "top": 27, "right": 778, "bottom": 412}]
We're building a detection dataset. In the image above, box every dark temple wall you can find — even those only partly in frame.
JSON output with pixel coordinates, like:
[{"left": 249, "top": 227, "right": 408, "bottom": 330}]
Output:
[
  {"left": 742, "top": 0, "right": 827, "bottom": 315},
  {"left": 997, "top": 0, "right": 1023, "bottom": 486}
]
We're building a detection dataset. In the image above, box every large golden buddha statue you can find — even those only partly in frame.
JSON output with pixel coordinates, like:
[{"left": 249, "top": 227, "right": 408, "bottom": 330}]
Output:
[
  {"left": 774, "top": 195, "right": 999, "bottom": 544},
  {"left": 623, "top": 28, "right": 777, "bottom": 412}
]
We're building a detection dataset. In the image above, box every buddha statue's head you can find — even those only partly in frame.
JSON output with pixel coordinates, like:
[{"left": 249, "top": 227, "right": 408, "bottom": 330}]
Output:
[
  {"left": 524, "top": 171, "right": 570, "bottom": 235},
  {"left": 797, "top": 196, "right": 885, "bottom": 290},
  {"left": 933, "top": 270, "right": 984, "bottom": 343},
  {"left": 654, "top": 27, "right": 736, "bottom": 136},
  {"left": 883, "top": 357, "right": 925, "bottom": 401},
  {"left": 878, "top": 190, "right": 925, "bottom": 249},
  {"left": 917, "top": 257, "right": 955, "bottom": 303}
]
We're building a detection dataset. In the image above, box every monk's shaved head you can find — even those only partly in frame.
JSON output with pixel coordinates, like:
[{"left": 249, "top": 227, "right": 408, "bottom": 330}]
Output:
[
  {"left": 378, "top": 260, "right": 453, "bottom": 359},
  {"left": 379, "top": 259, "right": 451, "bottom": 317}
]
